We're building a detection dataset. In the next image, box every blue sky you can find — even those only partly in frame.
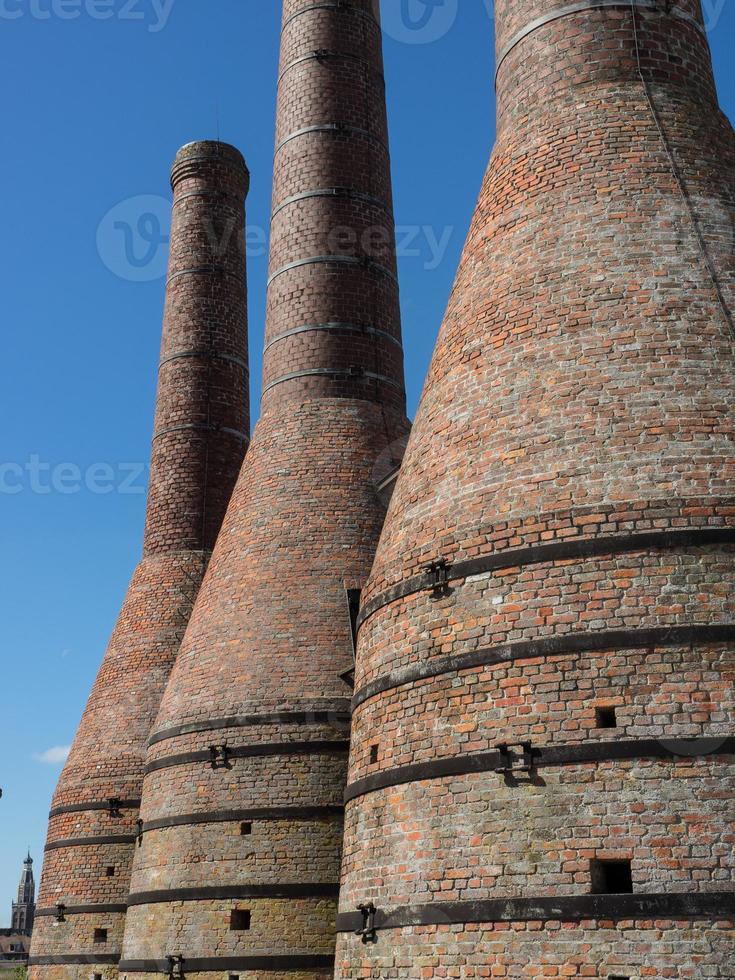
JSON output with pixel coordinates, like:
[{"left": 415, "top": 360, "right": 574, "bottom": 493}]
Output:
[{"left": 0, "top": 0, "right": 733, "bottom": 923}]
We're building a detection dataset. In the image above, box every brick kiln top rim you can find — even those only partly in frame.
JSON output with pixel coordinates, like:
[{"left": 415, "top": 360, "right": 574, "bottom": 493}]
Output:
[{"left": 170, "top": 141, "right": 250, "bottom": 192}]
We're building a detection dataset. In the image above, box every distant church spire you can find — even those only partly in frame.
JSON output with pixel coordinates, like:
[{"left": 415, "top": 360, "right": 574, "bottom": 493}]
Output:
[{"left": 11, "top": 852, "right": 35, "bottom": 935}]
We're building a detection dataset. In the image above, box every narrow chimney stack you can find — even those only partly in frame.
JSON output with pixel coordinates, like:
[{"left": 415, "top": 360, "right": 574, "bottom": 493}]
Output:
[
  {"left": 29, "top": 141, "right": 250, "bottom": 980},
  {"left": 119, "top": 2, "right": 409, "bottom": 977},
  {"left": 336, "top": 1, "right": 735, "bottom": 976}
]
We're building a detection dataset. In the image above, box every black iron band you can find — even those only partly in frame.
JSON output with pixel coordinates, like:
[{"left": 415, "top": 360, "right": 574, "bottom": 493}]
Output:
[
  {"left": 173, "top": 189, "right": 244, "bottom": 207},
  {"left": 153, "top": 423, "right": 249, "bottom": 444},
  {"left": 127, "top": 884, "right": 339, "bottom": 907},
  {"left": 344, "top": 736, "right": 735, "bottom": 803},
  {"left": 159, "top": 349, "right": 248, "bottom": 371},
  {"left": 352, "top": 623, "right": 735, "bottom": 709},
  {"left": 264, "top": 321, "right": 403, "bottom": 353},
  {"left": 148, "top": 708, "right": 352, "bottom": 747},
  {"left": 49, "top": 799, "right": 141, "bottom": 818},
  {"left": 279, "top": 51, "right": 384, "bottom": 86},
  {"left": 142, "top": 804, "right": 344, "bottom": 834},
  {"left": 357, "top": 527, "right": 735, "bottom": 631},
  {"left": 166, "top": 266, "right": 243, "bottom": 286},
  {"left": 336, "top": 891, "right": 735, "bottom": 933},
  {"left": 262, "top": 368, "right": 404, "bottom": 397},
  {"left": 274, "top": 123, "right": 388, "bottom": 157},
  {"left": 45, "top": 834, "right": 137, "bottom": 852},
  {"left": 267, "top": 254, "right": 399, "bottom": 288},
  {"left": 120, "top": 955, "right": 335, "bottom": 974},
  {"left": 145, "top": 739, "right": 350, "bottom": 775},
  {"left": 495, "top": 0, "right": 706, "bottom": 83},
  {"left": 29, "top": 956, "right": 121, "bottom": 966},
  {"left": 271, "top": 187, "right": 392, "bottom": 220},
  {"left": 36, "top": 904, "right": 128, "bottom": 917},
  {"left": 281, "top": 0, "right": 378, "bottom": 33}
]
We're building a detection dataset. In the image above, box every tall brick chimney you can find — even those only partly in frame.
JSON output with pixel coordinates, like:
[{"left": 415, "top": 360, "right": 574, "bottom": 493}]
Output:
[
  {"left": 118, "top": 2, "right": 409, "bottom": 977},
  {"left": 29, "top": 141, "right": 250, "bottom": 980},
  {"left": 336, "top": 1, "right": 735, "bottom": 976}
]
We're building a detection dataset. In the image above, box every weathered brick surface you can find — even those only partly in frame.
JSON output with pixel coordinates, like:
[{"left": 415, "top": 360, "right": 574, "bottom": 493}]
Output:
[
  {"left": 337, "top": 1, "right": 735, "bottom": 975},
  {"left": 30, "top": 142, "right": 250, "bottom": 980},
  {"left": 40, "top": 844, "right": 135, "bottom": 905},
  {"left": 131, "top": 818, "right": 344, "bottom": 892},
  {"left": 120, "top": 2, "right": 408, "bottom": 975},
  {"left": 340, "top": 759, "right": 735, "bottom": 905},
  {"left": 125, "top": 898, "right": 336, "bottom": 957},
  {"left": 337, "top": 919, "right": 735, "bottom": 979}
]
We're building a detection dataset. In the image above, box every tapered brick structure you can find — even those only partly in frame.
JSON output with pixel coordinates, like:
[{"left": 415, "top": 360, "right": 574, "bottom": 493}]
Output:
[
  {"left": 336, "top": 2, "right": 735, "bottom": 976},
  {"left": 119, "top": 3, "right": 409, "bottom": 978},
  {"left": 29, "top": 142, "right": 250, "bottom": 980}
]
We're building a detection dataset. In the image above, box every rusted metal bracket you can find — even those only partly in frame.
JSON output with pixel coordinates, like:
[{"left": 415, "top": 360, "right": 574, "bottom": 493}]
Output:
[
  {"left": 354, "top": 902, "right": 377, "bottom": 943},
  {"left": 495, "top": 742, "right": 536, "bottom": 777},
  {"left": 167, "top": 954, "right": 185, "bottom": 979},
  {"left": 209, "top": 744, "right": 231, "bottom": 770},
  {"left": 423, "top": 559, "right": 450, "bottom": 599}
]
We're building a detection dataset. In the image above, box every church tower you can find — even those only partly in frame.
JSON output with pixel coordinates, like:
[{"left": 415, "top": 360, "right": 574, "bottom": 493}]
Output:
[{"left": 12, "top": 854, "right": 36, "bottom": 935}]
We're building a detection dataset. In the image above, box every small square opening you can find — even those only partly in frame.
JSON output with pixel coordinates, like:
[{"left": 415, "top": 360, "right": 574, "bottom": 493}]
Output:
[
  {"left": 228, "top": 975, "right": 239, "bottom": 980},
  {"left": 105, "top": 866, "right": 116, "bottom": 877},
  {"left": 93, "top": 929, "right": 108, "bottom": 944},
  {"left": 596, "top": 706, "right": 618, "bottom": 729},
  {"left": 240, "top": 821, "right": 252, "bottom": 835},
  {"left": 230, "top": 909, "right": 251, "bottom": 931},
  {"left": 591, "top": 859, "right": 633, "bottom": 894},
  {"left": 369, "top": 744, "right": 379, "bottom": 764},
  {"left": 93, "top": 973, "right": 102, "bottom": 980},
  {"left": 609, "top": 976, "right": 631, "bottom": 980}
]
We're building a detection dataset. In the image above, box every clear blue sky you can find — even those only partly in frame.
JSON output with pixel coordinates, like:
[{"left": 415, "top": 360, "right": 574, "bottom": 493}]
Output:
[{"left": 0, "top": 0, "right": 733, "bottom": 924}]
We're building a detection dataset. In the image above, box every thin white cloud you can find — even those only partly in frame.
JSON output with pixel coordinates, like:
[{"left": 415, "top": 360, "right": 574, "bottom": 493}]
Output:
[{"left": 33, "top": 745, "right": 71, "bottom": 765}]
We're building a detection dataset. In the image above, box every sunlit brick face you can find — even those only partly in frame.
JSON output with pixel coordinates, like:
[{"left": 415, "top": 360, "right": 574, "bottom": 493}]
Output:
[{"left": 335, "top": 1, "right": 735, "bottom": 976}]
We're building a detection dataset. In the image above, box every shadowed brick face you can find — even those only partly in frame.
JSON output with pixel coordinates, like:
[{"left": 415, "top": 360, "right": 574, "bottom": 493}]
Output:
[
  {"left": 119, "top": 2, "right": 409, "bottom": 978},
  {"left": 29, "top": 142, "right": 250, "bottom": 980},
  {"left": 336, "top": 1, "right": 735, "bottom": 977}
]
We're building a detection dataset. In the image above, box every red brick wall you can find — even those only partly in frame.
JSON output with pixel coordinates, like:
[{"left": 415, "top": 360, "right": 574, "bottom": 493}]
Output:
[
  {"left": 30, "top": 142, "right": 250, "bottom": 980},
  {"left": 119, "top": 2, "right": 409, "bottom": 977},
  {"left": 336, "top": 1, "right": 735, "bottom": 975}
]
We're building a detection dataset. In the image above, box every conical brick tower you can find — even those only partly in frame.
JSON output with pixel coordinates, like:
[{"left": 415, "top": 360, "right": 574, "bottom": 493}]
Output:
[
  {"left": 335, "top": 1, "right": 735, "bottom": 976},
  {"left": 118, "top": 2, "right": 409, "bottom": 978},
  {"left": 29, "top": 141, "right": 250, "bottom": 980}
]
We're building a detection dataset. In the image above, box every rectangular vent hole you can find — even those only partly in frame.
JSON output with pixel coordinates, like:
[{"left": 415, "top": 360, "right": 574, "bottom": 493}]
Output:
[
  {"left": 93, "top": 929, "right": 108, "bottom": 944},
  {"left": 93, "top": 974, "right": 102, "bottom": 980},
  {"left": 369, "top": 744, "right": 379, "bottom": 764},
  {"left": 591, "top": 859, "right": 633, "bottom": 895},
  {"left": 230, "top": 909, "right": 251, "bottom": 931},
  {"left": 596, "top": 706, "right": 618, "bottom": 729},
  {"left": 105, "top": 866, "right": 116, "bottom": 877},
  {"left": 240, "top": 822, "right": 252, "bottom": 835}
]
